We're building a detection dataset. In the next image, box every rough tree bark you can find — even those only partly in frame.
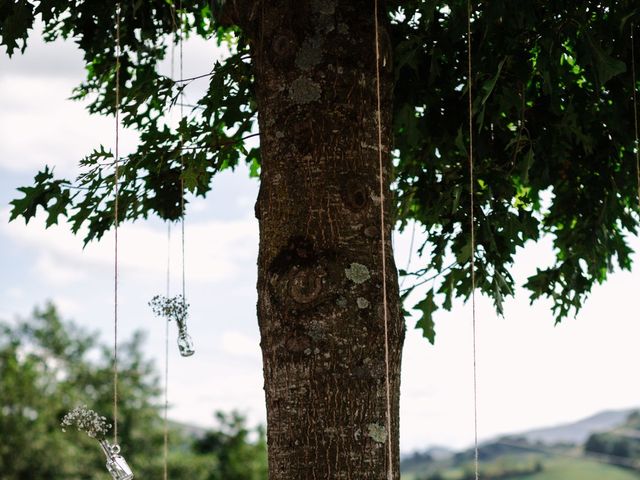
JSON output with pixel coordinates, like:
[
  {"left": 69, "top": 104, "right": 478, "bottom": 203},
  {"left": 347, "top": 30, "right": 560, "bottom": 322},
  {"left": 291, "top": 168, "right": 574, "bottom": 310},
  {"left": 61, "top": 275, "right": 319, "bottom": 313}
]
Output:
[{"left": 237, "top": 1, "right": 404, "bottom": 478}]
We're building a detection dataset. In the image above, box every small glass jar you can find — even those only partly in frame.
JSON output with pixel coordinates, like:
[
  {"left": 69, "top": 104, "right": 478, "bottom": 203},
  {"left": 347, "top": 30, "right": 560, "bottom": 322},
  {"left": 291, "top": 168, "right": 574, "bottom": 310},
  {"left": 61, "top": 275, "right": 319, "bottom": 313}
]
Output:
[
  {"left": 177, "top": 327, "right": 195, "bottom": 357},
  {"left": 99, "top": 440, "right": 134, "bottom": 480}
]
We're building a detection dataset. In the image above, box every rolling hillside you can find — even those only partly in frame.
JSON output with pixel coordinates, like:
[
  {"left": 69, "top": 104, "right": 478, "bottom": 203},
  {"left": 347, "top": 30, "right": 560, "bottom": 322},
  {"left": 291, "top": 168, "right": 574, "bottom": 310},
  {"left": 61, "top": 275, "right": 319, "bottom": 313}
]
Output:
[
  {"left": 514, "top": 409, "right": 634, "bottom": 445},
  {"left": 401, "top": 409, "right": 640, "bottom": 480}
]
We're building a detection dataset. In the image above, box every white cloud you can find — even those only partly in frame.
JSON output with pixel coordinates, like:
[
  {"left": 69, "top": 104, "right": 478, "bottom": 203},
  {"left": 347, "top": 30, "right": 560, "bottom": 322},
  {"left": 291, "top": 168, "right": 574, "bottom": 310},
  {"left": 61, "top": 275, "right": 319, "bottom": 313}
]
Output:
[
  {"left": 220, "top": 331, "right": 261, "bottom": 359},
  {"left": 189, "top": 197, "right": 210, "bottom": 214},
  {"left": 1, "top": 207, "right": 257, "bottom": 283},
  {"left": 0, "top": 21, "right": 235, "bottom": 177},
  {"left": 0, "top": 23, "right": 84, "bottom": 79},
  {"left": 49, "top": 295, "right": 83, "bottom": 316},
  {"left": 0, "top": 76, "right": 139, "bottom": 175},
  {"left": 235, "top": 195, "right": 256, "bottom": 209},
  {"left": 33, "top": 253, "right": 87, "bottom": 285},
  {"left": 4, "top": 287, "right": 25, "bottom": 299},
  {"left": 168, "top": 357, "right": 266, "bottom": 429}
]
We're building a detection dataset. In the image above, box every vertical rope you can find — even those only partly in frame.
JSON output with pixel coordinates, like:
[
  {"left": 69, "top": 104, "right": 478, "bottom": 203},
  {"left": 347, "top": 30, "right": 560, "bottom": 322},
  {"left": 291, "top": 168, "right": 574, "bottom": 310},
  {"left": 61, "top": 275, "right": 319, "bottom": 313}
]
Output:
[
  {"left": 466, "top": 2, "right": 479, "bottom": 479},
  {"left": 113, "top": 1, "right": 121, "bottom": 446},
  {"left": 163, "top": 6, "right": 178, "bottom": 477},
  {"left": 373, "top": 1, "right": 393, "bottom": 478},
  {"left": 163, "top": 224, "right": 171, "bottom": 480},
  {"left": 179, "top": 0, "right": 186, "bottom": 302},
  {"left": 631, "top": 23, "right": 640, "bottom": 211}
]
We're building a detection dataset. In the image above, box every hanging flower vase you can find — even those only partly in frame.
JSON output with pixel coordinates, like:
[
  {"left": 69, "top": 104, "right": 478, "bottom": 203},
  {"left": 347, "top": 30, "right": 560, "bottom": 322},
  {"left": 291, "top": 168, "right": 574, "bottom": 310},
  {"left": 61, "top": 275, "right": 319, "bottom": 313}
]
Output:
[
  {"left": 149, "top": 294, "right": 196, "bottom": 357},
  {"left": 99, "top": 440, "right": 134, "bottom": 480},
  {"left": 177, "top": 325, "right": 195, "bottom": 357},
  {"left": 61, "top": 405, "right": 135, "bottom": 480}
]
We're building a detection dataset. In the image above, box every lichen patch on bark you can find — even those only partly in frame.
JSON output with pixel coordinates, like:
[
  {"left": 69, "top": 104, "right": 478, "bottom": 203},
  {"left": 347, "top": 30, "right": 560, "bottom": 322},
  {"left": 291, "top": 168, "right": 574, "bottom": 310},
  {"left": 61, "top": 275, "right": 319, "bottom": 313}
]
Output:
[
  {"left": 289, "top": 77, "right": 322, "bottom": 104},
  {"left": 345, "top": 262, "right": 371, "bottom": 284},
  {"left": 367, "top": 423, "right": 387, "bottom": 444},
  {"left": 295, "top": 37, "right": 323, "bottom": 71},
  {"left": 356, "top": 297, "right": 370, "bottom": 309}
]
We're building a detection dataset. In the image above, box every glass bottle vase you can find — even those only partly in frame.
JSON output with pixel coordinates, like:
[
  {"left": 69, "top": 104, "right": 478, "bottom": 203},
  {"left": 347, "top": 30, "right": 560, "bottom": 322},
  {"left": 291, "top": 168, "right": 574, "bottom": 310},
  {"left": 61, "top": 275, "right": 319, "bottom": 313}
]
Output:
[{"left": 98, "top": 439, "right": 134, "bottom": 480}]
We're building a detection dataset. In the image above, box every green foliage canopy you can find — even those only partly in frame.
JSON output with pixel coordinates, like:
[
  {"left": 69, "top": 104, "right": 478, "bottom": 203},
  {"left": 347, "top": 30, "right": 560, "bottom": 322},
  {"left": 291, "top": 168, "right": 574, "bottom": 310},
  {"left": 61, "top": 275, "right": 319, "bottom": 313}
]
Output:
[{"left": 2, "top": 1, "right": 640, "bottom": 342}]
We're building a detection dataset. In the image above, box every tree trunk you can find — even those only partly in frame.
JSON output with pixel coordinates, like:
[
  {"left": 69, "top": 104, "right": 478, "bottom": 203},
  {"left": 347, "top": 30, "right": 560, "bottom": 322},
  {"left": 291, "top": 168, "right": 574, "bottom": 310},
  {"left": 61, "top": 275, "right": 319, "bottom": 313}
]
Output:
[{"left": 246, "top": 1, "right": 403, "bottom": 478}]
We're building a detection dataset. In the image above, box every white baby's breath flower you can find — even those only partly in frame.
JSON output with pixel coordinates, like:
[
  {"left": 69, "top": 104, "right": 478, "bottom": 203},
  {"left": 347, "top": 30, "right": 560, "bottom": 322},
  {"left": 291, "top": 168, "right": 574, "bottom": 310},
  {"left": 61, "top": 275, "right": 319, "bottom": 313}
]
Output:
[
  {"left": 61, "top": 405, "right": 111, "bottom": 439},
  {"left": 149, "top": 294, "right": 189, "bottom": 328}
]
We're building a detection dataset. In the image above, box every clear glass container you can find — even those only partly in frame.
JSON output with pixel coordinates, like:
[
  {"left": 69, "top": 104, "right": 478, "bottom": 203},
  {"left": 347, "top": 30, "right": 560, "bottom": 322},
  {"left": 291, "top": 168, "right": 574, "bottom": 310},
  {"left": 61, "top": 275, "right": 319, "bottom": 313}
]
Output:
[
  {"left": 99, "top": 440, "right": 134, "bottom": 480},
  {"left": 177, "top": 327, "right": 195, "bottom": 357}
]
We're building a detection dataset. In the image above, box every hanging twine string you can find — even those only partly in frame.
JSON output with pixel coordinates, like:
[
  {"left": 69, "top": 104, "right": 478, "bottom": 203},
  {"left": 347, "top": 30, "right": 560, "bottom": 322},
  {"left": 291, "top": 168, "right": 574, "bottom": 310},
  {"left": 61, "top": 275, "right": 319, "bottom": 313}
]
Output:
[
  {"left": 373, "top": 1, "right": 393, "bottom": 478},
  {"left": 162, "top": 5, "right": 180, "bottom": 477},
  {"left": 631, "top": 23, "right": 640, "bottom": 211},
  {"left": 466, "top": 2, "right": 479, "bottom": 479},
  {"left": 113, "top": 1, "right": 122, "bottom": 446},
  {"left": 179, "top": 1, "right": 187, "bottom": 302},
  {"left": 163, "top": 224, "right": 171, "bottom": 480}
]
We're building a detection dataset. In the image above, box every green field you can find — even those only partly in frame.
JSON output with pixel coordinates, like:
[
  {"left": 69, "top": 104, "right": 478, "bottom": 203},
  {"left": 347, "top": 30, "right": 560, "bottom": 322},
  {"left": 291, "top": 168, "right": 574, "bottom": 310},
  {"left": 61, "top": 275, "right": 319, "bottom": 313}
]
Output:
[
  {"left": 502, "top": 458, "right": 640, "bottom": 480},
  {"left": 402, "top": 457, "right": 640, "bottom": 480}
]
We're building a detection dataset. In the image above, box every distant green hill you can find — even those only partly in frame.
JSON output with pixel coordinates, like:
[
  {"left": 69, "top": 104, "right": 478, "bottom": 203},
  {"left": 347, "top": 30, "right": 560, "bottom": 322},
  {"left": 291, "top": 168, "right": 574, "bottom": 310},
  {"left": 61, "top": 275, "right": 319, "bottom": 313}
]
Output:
[
  {"left": 402, "top": 454, "right": 640, "bottom": 480},
  {"left": 513, "top": 409, "right": 635, "bottom": 445},
  {"left": 501, "top": 457, "right": 640, "bottom": 480},
  {"left": 401, "top": 409, "right": 640, "bottom": 480},
  {"left": 584, "top": 411, "right": 640, "bottom": 468}
]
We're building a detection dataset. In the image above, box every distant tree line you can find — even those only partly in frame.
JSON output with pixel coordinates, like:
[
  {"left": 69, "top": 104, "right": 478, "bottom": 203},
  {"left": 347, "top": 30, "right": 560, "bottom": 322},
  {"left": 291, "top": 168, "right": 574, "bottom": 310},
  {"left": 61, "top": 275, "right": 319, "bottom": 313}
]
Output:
[
  {"left": 408, "top": 438, "right": 546, "bottom": 480},
  {"left": 0, "top": 303, "right": 267, "bottom": 479},
  {"left": 585, "top": 411, "right": 640, "bottom": 469},
  {"left": 422, "top": 461, "right": 543, "bottom": 480}
]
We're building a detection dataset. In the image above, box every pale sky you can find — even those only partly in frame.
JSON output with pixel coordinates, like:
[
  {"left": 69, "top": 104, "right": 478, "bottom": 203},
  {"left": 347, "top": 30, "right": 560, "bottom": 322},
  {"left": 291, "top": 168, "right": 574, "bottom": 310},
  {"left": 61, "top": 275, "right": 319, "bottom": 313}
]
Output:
[{"left": 1, "top": 26, "right": 638, "bottom": 454}]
